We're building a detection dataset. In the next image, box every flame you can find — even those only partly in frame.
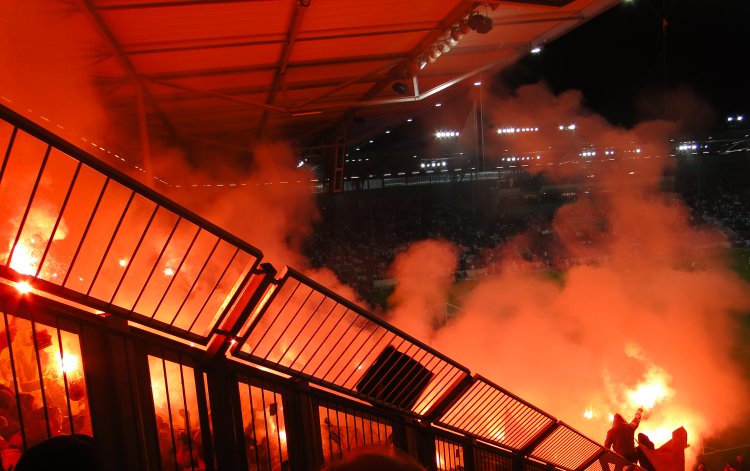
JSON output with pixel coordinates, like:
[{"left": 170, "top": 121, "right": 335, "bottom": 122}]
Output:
[
  {"left": 58, "top": 353, "right": 80, "bottom": 374},
  {"left": 15, "top": 280, "right": 33, "bottom": 294},
  {"left": 625, "top": 363, "right": 674, "bottom": 411},
  {"left": 584, "top": 406, "right": 594, "bottom": 419},
  {"left": 10, "top": 241, "right": 39, "bottom": 276}
]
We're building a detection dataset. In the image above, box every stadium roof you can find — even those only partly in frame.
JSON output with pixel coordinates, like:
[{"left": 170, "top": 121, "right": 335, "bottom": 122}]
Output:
[{"left": 11, "top": 0, "right": 619, "bottom": 170}]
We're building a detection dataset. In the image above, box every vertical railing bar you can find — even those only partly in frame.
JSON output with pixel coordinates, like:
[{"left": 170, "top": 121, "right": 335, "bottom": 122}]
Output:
[
  {"left": 495, "top": 400, "right": 527, "bottom": 446},
  {"left": 343, "top": 409, "right": 352, "bottom": 450},
  {"left": 109, "top": 202, "right": 159, "bottom": 304},
  {"left": 188, "top": 246, "right": 240, "bottom": 335},
  {"left": 317, "top": 310, "right": 363, "bottom": 383},
  {"left": 305, "top": 306, "right": 354, "bottom": 378},
  {"left": 475, "top": 393, "right": 515, "bottom": 440},
  {"left": 0, "top": 126, "right": 19, "bottom": 189},
  {"left": 274, "top": 390, "right": 285, "bottom": 469},
  {"left": 457, "top": 383, "right": 498, "bottom": 432},
  {"left": 160, "top": 356, "right": 180, "bottom": 471},
  {"left": 247, "top": 383, "right": 262, "bottom": 471},
  {"left": 410, "top": 354, "right": 448, "bottom": 413},
  {"left": 54, "top": 318, "right": 75, "bottom": 434},
  {"left": 357, "top": 412, "right": 365, "bottom": 447},
  {"left": 29, "top": 317, "right": 52, "bottom": 439},
  {"left": 7, "top": 144, "right": 52, "bottom": 271},
  {"left": 381, "top": 341, "right": 421, "bottom": 406},
  {"left": 249, "top": 279, "right": 304, "bottom": 358},
  {"left": 338, "top": 327, "right": 392, "bottom": 390},
  {"left": 418, "top": 365, "right": 463, "bottom": 416},
  {"left": 177, "top": 361, "right": 196, "bottom": 471},
  {"left": 170, "top": 235, "right": 220, "bottom": 326},
  {"left": 341, "top": 410, "right": 350, "bottom": 453},
  {"left": 131, "top": 215, "right": 182, "bottom": 315},
  {"left": 459, "top": 395, "right": 505, "bottom": 440},
  {"left": 330, "top": 319, "right": 379, "bottom": 386},
  {"left": 288, "top": 298, "right": 338, "bottom": 371},
  {"left": 86, "top": 190, "right": 136, "bottom": 296},
  {"left": 276, "top": 293, "right": 326, "bottom": 366},
  {"left": 426, "top": 363, "right": 465, "bottom": 413},
  {"left": 439, "top": 381, "right": 478, "bottom": 425},
  {"left": 62, "top": 177, "right": 111, "bottom": 287},
  {"left": 263, "top": 286, "right": 316, "bottom": 363},
  {"left": 260, "top": 388, "right": 273, "bottom": 470},
  {"left": 352, "top": 335, "right": 404, "bottom": 396},
  {"left": 451, "top": 381, "right": 492, "bottom": 430},
  {"left": 450, "top": 384, "right": 486, "bottom": 427},
  {"left": 151, "top": 223, "right": 201, "bottom": 319},
  {"left": 389, "top": 346, "right": 432, "bottom": 407},
  {"left": 324, "top": 406, "right": 334, "bottom": 462},
  {"left": 437, "top": 391, "right": 467, "bottom": 426},
  {"left": 35, "top": 161, "right": 83, "bottom": 279},
  {"left": 3, "top": 311, "right": 29, "bottom": 448},
  {"left": 507, "top": 404, "right": 545, "bottom": 447}
]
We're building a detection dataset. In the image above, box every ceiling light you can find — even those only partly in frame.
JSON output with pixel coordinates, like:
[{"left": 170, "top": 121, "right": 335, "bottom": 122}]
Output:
[{"left": 450, "top": 26, "right": 464, "bottom": 43}]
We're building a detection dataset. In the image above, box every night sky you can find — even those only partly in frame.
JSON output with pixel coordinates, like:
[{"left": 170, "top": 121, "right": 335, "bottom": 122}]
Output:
[{"left": 498, "top": 0, "right": 750, "bottom": 128}]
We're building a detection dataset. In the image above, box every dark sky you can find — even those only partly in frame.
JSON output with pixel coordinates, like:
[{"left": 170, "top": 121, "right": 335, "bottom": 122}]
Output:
[{"left": 499, "top": 0, "right": 750, "bottom": 128}]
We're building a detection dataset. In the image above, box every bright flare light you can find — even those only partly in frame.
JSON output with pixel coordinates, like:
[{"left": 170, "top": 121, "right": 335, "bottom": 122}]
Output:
[
  {"left": 628, "top": 374, "right": 672, "bottom": 409},
  {"left": 584, "top": 406, "right": 594, "bottom": 419},
  {"left": 59, "top": 354, "right": 80, "bottom": 374},
  {"left": 10, "top": 242, "right": 38, "bottom": 276},
  {"left": 15, "top": 281, "right": 33, "bottom": 294}
]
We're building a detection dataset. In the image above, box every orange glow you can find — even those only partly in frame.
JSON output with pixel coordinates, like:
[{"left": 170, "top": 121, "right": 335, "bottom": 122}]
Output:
[
  {"left": 622, "top": 360, "right": 675, "bottom": 418},
  {"left": 10, "top": 241, "right": 38, "bottom": 276},
  {"left": 15, "top": 280, "right": 33, "bottom": 294},
  {"left": 58, "top": 353, "right": 80, "bottom": 374}
]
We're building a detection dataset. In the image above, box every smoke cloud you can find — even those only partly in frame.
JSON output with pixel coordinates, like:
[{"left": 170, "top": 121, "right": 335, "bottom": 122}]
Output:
[
  {"left": 5, "top": 3, "right": 750, "bottom": 464},
  {"left": 385, "top": 82, "right": 750, "bottom": 460},
  {"left": 0, "top": 1, "right": 109, "bottom": 145}
]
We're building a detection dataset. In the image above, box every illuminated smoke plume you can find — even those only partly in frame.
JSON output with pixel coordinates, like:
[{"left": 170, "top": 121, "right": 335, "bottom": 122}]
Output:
[
  {"left": 385, "top": 82, "right": 750, "bottom": 460},
  {"left": 0, "top": 1, "right": 109, "bottom": 145},
  {"left": 1, "top": 3, "right": 348, "bottom": 297},
  {"left": 386, "top": 240, "right": 459, "bottom": 341}
]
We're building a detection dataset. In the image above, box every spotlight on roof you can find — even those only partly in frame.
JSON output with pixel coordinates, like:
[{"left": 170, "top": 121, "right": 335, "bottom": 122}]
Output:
[
  {"left": 467, "top": 12, "right": 493, "bottom": 34},
  {"left": 392, "top": 81, "right": 409, "bottom": 96}
]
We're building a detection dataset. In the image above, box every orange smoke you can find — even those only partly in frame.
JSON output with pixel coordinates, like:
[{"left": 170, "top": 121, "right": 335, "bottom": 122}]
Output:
[
  {"left": 0, "top": 1, "right": 109, "bottom": 148},
  {"left": 385, "top": 83, "right": 750, "bottom": 464}
]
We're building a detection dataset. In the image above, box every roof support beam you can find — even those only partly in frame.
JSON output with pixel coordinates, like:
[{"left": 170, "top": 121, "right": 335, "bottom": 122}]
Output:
[
  {"left": 146, "top": 52, "right": 408, "bottom": 81},
  {"left": 147, "top": 78, "right": 287, "bottom": 113},
  {"left": 258, "top": 0, "right": 307, "bottom": 137},
  {"left": 357, "top": 1, "right": 482, "bottom": 104},
  {"left": 74, "top": 0, "right": 179, "bottom": 171}
]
